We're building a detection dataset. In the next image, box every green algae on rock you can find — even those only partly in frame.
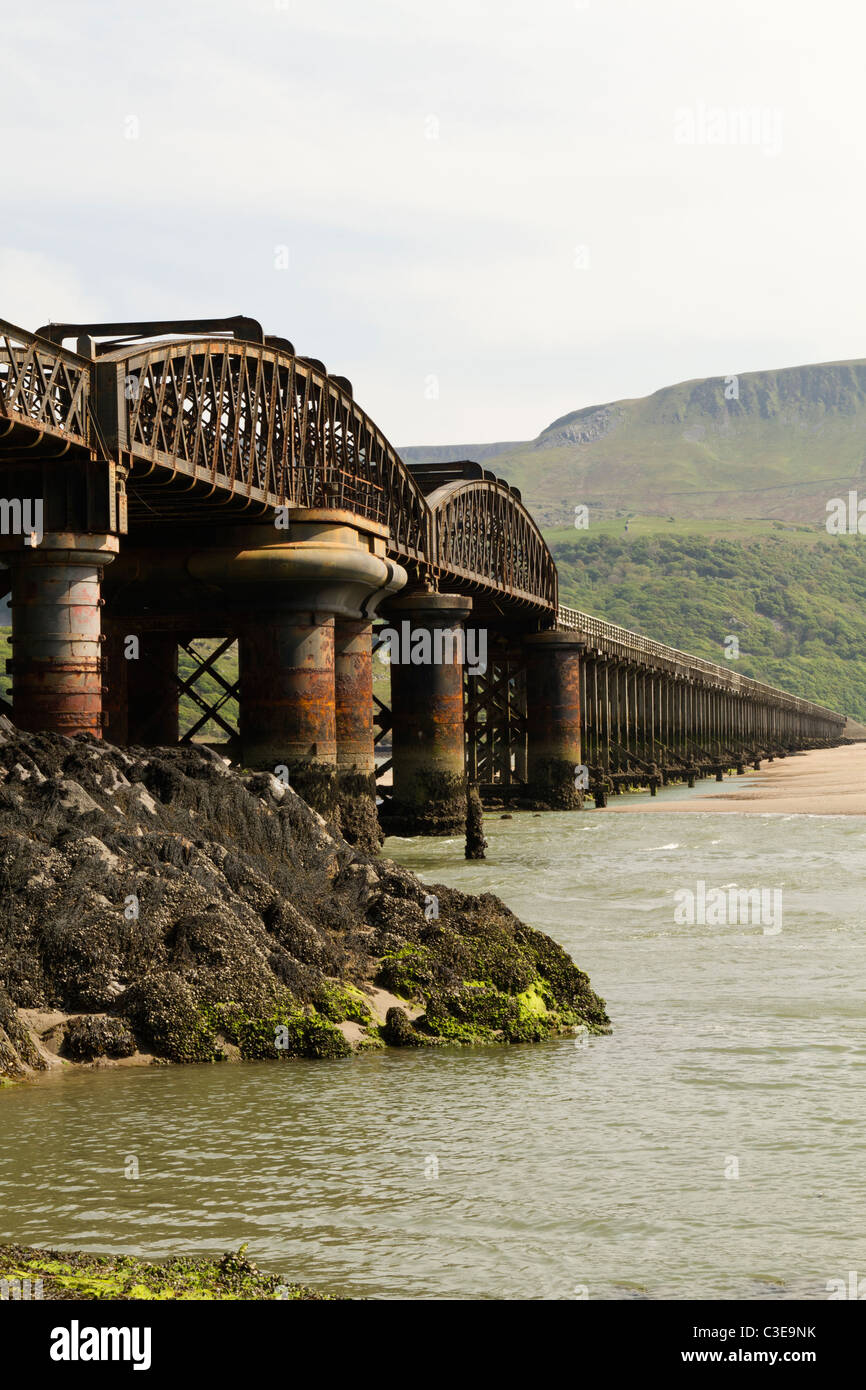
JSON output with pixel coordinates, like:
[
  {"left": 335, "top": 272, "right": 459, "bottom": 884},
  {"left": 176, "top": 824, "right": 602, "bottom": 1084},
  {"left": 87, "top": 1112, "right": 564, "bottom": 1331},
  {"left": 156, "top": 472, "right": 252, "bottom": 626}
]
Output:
[
  {"left": 0, "top": 722, "right": 609, "bottom": 1077},
  {"left": 0, "top": 1244, "right": 332, "bottom": 1301}
]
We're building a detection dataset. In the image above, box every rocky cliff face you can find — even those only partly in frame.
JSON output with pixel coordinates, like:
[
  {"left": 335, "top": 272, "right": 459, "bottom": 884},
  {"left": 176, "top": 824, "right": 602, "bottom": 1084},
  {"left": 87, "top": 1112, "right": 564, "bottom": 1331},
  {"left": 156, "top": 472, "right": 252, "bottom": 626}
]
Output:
[
  {"left": 404, "top": 357, "right": 866, "bottom": 525},
  {"left": 0, "top": 721, "right": 609, "bottom": 1079}
]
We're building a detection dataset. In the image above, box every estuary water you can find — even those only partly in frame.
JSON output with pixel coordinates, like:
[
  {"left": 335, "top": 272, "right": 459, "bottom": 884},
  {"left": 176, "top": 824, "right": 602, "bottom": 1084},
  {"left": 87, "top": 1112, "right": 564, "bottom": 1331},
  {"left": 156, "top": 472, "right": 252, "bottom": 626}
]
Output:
[{"left": 2, "top": 784, "right": 865, "bottom": 1300}]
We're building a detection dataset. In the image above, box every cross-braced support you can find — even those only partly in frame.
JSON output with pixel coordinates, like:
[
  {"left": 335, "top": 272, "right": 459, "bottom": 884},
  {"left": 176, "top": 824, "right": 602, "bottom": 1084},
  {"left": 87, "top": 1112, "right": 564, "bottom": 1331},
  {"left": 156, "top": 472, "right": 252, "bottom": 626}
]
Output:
[{"left": 464, "top": 649, "right": 527, "bottom": 791}]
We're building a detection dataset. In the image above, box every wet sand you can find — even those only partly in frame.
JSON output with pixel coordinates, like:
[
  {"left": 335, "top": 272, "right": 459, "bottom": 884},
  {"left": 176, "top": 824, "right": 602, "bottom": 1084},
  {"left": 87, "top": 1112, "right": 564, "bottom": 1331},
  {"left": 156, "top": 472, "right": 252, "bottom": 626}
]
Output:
[{"left": 610, "top": 742, "right": 866, "bottom": 815}]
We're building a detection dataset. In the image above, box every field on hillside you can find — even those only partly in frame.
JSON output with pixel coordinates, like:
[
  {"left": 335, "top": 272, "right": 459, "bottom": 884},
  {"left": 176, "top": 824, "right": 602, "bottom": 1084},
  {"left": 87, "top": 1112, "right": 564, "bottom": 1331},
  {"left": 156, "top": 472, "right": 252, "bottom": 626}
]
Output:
[
  {"left": 551, "top": 527, "right": 866, "bottom": 720},
  {"left": 406, "top": 359, "right": 866, "bottom": 528}
]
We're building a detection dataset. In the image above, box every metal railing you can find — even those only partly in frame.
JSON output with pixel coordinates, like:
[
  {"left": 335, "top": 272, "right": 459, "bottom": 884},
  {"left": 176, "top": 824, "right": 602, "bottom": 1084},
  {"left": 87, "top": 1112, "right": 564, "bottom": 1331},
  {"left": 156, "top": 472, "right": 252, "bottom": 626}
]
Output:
[
  {"left": 557, "top": 603, "right": 844, "bottom": 722},
  {"left": 0, "top": 319, "right": 90, "bottom": 447}
]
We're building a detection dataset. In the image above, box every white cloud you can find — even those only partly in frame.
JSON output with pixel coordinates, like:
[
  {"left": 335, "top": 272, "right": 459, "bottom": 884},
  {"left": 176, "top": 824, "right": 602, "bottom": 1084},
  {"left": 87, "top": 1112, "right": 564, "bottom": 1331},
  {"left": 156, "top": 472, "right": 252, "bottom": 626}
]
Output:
[
  {"left": 0, "top": 250, "right": 106, "bottom": 331},
  {"left": 1, "top": 0, "right": 865, "bottom": 442}
]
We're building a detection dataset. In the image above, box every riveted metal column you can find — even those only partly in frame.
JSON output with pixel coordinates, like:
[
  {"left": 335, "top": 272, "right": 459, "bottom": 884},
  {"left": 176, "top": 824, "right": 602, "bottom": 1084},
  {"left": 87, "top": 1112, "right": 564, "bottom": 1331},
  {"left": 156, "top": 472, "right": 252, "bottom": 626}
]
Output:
[
  {"left": 102, "top": 625, "right": 129, "bottom": 745},
  {"left": 589, "top": 657, "right": 600, "bottom": 769},
  {"left": 602, "top": 661, "right": 611, "bottom": 775},
  {"left": 334, "top": 616, "right": 381, "bottom": 848},
  {"left": 1, "top": 532, "right": 118, "bottom": 737},
  {"left": 607, "top": 660, "right": 618, "bottom": 773},
  {"left": 623, "top": 664, "right": 631, "bottom": 759},
  {"left": 524, "top": 630, "right": 584, "bottom": 809},
  {"left": 335, "top": 618, "right": 374, "bottom": 774},
  {"left": 385, "top": 592, "right": 472, "bottom": 835},
  {"left": 240, "top": 610, "right": 336, "bottom": 773}
]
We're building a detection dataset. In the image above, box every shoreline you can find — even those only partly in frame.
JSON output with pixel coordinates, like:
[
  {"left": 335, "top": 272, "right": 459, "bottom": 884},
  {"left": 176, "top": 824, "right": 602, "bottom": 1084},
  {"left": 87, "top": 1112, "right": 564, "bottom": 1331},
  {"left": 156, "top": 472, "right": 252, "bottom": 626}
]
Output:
[
  {"left": 0, "top": 729, "right": 609, "bottom": 1085},
  {"left": 608, "top": 742, "right": 866, "bottom": 815},
  {"left": 0, "top": 1244, "right": 332, "bottom": 1301}
]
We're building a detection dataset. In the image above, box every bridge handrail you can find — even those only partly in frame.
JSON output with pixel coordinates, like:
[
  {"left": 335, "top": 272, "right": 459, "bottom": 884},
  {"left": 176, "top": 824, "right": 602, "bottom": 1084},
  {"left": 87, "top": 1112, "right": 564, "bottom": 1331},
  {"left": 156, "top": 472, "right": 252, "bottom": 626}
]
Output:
[
  {"left": 557, "top": 603, "right": 844, "bottom": 722},
  {"left": 100, "top": 337, "right": 433, "bottom": 565},
  {"left": 426, "top": 477, "right": 558, "bottom": 610},
  {"left": 0, "top": 318, "right": 91, "bottom": 447}
]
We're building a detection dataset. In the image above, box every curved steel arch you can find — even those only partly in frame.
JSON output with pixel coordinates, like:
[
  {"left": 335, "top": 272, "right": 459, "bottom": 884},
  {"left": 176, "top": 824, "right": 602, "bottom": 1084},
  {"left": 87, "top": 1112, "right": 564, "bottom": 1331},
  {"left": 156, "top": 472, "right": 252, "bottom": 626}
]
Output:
[
  {"left": 1, "top": 319, "right": 557, "bottom": 609},
  {"left": 0, "top": 319, "right": 90, "bottom": 450},
  {"left": 102, "top": 337, "right": 557, "bottom": 608},
  {"left": 103, "top": 336, "right": 432, "bottom": 565},
  {"left": 426, "top": 478, "right": 558, "bottom": 610}
]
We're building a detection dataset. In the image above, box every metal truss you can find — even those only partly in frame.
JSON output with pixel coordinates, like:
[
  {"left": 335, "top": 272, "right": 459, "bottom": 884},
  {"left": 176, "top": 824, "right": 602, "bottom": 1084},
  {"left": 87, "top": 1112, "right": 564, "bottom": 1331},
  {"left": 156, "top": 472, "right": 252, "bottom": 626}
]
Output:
[
  {"left": 464, "top": 653, "right": 528, "bottom": 787},
  {"left": 176, "top": 638, "right": 239, "bottom": 743},
  {"left": 0, "top": 320, "right": 90, "bottom": 451},
  {"left": 432, "top": 480, "right": 558, "bottom": 610},
  {"left": 0, "top": 318, "right": 560, "bottom": 614}
]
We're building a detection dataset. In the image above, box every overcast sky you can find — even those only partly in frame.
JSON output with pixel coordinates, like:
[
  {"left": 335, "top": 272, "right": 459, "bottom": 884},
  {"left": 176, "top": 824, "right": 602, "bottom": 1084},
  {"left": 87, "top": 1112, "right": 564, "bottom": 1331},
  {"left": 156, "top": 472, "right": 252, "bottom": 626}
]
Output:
[{"left": 2, "top": 0, "right": 864, "bottom": 446}]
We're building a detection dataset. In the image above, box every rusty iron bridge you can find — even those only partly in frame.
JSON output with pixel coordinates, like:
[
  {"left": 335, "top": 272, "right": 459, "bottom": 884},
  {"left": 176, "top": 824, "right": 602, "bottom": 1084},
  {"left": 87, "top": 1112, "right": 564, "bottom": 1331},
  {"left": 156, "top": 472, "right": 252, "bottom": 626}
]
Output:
[{"left": 0, "top": 315, "right": 846, "bottom": 839}]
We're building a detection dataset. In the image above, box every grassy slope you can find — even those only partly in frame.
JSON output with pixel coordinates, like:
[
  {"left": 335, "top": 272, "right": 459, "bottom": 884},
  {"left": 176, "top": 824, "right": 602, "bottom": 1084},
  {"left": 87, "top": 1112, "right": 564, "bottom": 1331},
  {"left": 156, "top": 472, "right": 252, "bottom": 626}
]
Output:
[
  {"left": 405, "top": 357, "right": 866, "bottom": 718},
  {"left": 552, "top": 525, "right": 866, "bottom": 719},
  {"left": 408, "top": 359, "right": 866, "bottom": 529}
]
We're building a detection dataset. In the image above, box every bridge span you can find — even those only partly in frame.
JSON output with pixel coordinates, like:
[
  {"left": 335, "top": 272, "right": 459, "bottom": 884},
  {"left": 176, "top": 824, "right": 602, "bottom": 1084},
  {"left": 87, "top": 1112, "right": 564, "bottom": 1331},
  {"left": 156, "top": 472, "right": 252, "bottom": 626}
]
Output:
[{"left": 0, "top": 315, "right": 845, "bottom": 841}]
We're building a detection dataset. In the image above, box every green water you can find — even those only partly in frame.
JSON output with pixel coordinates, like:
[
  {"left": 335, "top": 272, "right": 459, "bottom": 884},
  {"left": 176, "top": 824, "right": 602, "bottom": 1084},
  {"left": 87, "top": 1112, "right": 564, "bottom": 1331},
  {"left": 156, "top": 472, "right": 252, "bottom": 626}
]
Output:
[{"left": 2, "top": 792, "right": 865, "bottom": 1299}]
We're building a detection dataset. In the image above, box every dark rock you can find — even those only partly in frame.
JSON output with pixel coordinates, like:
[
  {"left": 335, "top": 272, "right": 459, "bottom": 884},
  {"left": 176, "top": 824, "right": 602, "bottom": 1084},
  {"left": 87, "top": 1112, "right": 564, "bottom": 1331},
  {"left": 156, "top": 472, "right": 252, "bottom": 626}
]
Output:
[
  {"left": 381, "top": 1006, "right": 425, "bottom": 1046},
  {"left": 465, "top": 785, "right": 487, "bottom": 860},
  {"left": 63, "top": 1014, "right": 137, "bottom": 1061},
  {"left": 0, "top": 984, "right": 45, "bottom": 1076},
  {"left": 0, "top": 727, "right": 609, "bottom": 1074}
]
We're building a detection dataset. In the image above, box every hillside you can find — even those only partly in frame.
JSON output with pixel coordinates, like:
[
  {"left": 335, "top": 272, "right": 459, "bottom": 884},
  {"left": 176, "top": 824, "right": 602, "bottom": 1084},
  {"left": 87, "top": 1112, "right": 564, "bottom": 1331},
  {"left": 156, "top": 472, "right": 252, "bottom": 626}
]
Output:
[
  {"left": 552, "top": 527, "right": 866, "bottom": 721},
  {"left": 403, "top": 357, "right": 866, "bottom": 718},
  {"left": 403, "top": 358, "right": 866, "bottom": 529}
]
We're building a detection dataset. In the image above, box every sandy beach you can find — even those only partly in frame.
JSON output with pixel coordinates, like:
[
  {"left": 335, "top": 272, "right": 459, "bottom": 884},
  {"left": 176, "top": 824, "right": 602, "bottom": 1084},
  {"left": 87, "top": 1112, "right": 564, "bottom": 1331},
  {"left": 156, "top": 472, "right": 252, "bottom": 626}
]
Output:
[{"left": 610, "top": 742, "right": 866, "bottom": 815}]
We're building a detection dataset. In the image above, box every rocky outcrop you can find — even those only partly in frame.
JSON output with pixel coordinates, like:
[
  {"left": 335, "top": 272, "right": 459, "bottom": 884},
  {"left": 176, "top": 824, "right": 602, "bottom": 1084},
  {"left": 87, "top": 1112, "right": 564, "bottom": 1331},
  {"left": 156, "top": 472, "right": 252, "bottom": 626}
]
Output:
[
  {"left": 0, "top": 719, "right": 609, "bottom": 1078},
  {"left": 0, "top": 984, "right": 46, "bottom": 1078}
]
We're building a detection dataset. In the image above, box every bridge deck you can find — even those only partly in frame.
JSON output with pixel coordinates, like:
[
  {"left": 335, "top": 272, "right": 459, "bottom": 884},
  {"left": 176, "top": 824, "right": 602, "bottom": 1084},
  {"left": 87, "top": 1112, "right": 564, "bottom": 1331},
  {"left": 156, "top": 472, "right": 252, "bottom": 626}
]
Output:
[
  {"left": 0, "top": 318, "right": 555, "bottom": 612},
  {"left": 557, "top": 604, "right": 841, "bottom": 723}
]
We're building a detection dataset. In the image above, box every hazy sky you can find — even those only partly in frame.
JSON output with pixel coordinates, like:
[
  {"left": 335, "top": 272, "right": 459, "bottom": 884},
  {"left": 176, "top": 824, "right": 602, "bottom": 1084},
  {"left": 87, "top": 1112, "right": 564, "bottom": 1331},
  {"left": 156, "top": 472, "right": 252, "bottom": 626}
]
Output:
[{"left": 2, "top": 0, "right": 863, "bottom": 445}]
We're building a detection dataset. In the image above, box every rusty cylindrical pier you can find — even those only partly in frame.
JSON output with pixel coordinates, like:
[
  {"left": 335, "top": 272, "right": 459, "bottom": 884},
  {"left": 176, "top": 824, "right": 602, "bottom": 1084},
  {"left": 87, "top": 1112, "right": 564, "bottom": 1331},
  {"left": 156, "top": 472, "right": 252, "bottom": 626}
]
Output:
[
  {"left": 335, "top": 617, "right": 375, "bottom": 775},
  {"left": 239, "top": 612, "right": 337, "bottom": 768},
  {"left": 334, "top": 616, "right": 379, "bottom": 846},
  {"left": 187, "top": 516, "right": 405, "bottom": 848},
  {"left": 0, "top": 532, "right": 119, "bottom": 737},
  {"left": 384, "top": 591, "right": 473, "bottom": 835},
  {"left": 524, "top": 630, "right": 585, "bottom": 809}
]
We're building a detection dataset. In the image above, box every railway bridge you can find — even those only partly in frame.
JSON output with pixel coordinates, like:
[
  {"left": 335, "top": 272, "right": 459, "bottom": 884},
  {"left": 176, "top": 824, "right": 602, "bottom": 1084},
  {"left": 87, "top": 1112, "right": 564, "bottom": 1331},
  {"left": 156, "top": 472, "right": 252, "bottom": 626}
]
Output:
[{"left": 0, "top": 316, "right": 845, "bottom": 842}]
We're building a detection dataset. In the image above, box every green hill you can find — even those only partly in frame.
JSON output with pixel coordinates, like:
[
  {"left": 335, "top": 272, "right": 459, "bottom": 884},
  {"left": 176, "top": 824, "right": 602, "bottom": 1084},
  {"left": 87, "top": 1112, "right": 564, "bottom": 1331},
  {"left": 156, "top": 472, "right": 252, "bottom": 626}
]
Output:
[
  {"left": 403, "top": 358, "right": 866, "bottom": 529},
  {"left": 405, "top": 357, "right": 866, "bottom": 718},
  {"left": 552, "top": 527, "right": 866, "bottom": 720}
]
